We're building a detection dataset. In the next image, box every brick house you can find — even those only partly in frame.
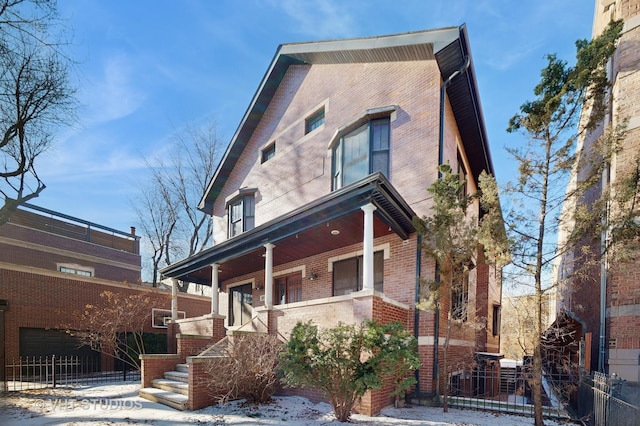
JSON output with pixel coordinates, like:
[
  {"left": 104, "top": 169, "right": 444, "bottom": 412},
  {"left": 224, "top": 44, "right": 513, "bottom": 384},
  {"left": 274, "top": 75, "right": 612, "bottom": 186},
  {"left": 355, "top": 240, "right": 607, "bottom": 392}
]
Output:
[
  {"left": 552, "top": 0, "right": 640, "bottom": 383},
  {"left": 154, "top": 25, "right": 502, "bottom": 414},
  {"left": 0, "top": 203, "right": 211, "bottom": 383}
]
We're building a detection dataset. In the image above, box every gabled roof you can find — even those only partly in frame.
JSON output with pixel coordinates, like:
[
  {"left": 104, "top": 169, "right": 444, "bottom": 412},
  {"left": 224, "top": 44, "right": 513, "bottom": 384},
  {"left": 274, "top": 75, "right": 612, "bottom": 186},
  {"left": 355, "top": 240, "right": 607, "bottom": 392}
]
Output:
[{"left": 199, "top": 24, "right": 493, "bottom": 215}]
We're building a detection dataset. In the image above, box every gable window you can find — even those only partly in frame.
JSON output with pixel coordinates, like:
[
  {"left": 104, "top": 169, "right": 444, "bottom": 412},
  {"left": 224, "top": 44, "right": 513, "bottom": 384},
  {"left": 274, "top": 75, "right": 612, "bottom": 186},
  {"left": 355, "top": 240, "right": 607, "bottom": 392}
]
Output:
[
  {"left": 228, "top": 194, "right": 255, "bottom": 238},
  {"left": 333, "top": 251, "right": 383, "bottom": 296},
  {"left": 332, "top": 117, "right": 390, "bottom": 189},
  {"left": 261, "top": 142, "right": 276, "bottom": 163},
  {"left": 305, "top": 107, "right": 325, "bottom": 134}
]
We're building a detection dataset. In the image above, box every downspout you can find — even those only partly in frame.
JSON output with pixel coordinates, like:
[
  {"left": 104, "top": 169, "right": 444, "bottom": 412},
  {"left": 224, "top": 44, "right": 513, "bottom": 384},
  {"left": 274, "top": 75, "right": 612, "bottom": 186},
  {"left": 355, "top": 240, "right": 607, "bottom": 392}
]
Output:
[
  {"left": 413, "top": 235, "right": 422, "bottom": 401},
  {"left": 433, "top": 54, "right": 471, "bottom": 399}
]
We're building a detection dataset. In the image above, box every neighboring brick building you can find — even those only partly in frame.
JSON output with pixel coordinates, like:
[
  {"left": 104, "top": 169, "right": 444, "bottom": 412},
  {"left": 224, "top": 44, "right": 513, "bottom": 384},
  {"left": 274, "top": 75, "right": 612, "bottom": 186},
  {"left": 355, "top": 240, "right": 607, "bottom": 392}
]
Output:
[
  {"left": 553, "top": 0, "right": 640, "bottom": 382},
  {"left": 0, "top": 203, "right": 211, "bottom": 375},
  {"left": 159, "top": 26, "right": 503, "bottom": 414}
]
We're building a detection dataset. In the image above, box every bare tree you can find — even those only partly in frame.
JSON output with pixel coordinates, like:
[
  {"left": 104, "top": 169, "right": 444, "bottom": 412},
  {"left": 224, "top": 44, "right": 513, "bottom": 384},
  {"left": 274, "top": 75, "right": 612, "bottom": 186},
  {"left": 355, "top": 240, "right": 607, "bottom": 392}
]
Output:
[
  {"left": 134, "top": 123, "right": 222, "bottom": 288},
  {"left": 66, "top": 290, "right": 170, "bottom": 370},
  {"left": 0, "top": 0, "right": 76, "bottom": 224}
]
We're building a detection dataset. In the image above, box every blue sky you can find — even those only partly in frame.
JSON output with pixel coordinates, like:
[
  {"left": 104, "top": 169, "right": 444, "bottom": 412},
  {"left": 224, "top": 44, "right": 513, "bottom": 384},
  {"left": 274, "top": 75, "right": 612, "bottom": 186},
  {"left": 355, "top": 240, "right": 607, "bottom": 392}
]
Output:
[{"left": 35, "top": 0, "right": 594, "bottom": 237}]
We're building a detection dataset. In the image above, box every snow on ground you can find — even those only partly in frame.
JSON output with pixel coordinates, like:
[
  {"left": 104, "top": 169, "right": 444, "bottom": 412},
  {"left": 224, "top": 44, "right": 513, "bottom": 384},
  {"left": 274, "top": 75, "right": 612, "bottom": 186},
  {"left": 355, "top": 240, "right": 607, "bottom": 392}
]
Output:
[{"left": 0, "top": 382, "right": 571, "bottom": 425}]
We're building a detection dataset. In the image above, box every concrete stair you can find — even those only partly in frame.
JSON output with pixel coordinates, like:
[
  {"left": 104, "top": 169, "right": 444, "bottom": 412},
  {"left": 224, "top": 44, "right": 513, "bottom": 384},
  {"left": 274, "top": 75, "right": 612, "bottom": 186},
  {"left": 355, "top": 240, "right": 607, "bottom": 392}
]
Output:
[{"left": 139, "top": 363, "right": 189, "bottom": 410}]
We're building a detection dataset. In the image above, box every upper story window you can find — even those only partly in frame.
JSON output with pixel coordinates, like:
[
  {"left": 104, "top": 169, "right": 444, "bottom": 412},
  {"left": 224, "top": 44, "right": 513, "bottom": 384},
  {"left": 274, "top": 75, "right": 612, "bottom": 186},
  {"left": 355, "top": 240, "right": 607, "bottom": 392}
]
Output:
[
  {"left": 228, "top": 194, "right": 255, "bottom": 238},
  {"left": 59, "top": 266, "right": 93, "bottom": 277},
  {"left": 457, "top": 152, "right": 468, "bottom": 198},
  {"left": 261, "top": 142, "right": 276, "bottom": 163},
  {"left": 332, "top": 117, "right": 390, "bottom": 190},
  {"left": 305, "top": 107, "right": 325, "bottom": 134}
]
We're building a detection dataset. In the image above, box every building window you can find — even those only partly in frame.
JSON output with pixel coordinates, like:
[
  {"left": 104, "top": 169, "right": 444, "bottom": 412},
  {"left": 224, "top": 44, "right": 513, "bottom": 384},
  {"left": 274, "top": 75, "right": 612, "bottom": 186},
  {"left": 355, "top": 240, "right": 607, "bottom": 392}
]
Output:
[
  {"left": 332, "top": 117, "right": 390, "bottom": 189},
  {"left": 333, "top": 251, "right": 383, "bottom": 296},
  {"left": 492, "top": 305, "right": 501, "bottom": 336},
  {"left": 276, "top": 273, "right": 302, "bottom": 305},
  {"left": 59, "top": 266, "right": 92, "bottom": 277},
  {"left": 305, "top": 107, "right": 325, "bottom": 134},
  {"left": 451, "top": 270, "right": 469, "bottom": 322},
  {"left": 228, "top": 194, "right": 255, "bottom": 238},
  {"left": 457, "top": 152, "right": 468, "bottom": 198},
  {"left": 261, "top": 142, "right": 276, "bottom": 163}
]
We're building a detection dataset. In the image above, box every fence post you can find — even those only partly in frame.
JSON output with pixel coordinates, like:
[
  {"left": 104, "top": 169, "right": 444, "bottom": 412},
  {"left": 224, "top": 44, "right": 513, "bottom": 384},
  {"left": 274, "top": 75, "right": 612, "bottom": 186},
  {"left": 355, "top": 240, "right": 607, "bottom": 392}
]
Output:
[{"left": 52, "top": 354, "right": 56, "bottom": 388}]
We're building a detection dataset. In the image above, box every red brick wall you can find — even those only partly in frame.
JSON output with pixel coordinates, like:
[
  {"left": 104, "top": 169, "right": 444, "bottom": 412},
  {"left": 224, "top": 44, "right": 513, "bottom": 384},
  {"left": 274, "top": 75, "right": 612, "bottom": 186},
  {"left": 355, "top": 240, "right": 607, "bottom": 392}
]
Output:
[
  {"left": 0, "top": 222, "right": 140, "bottom": 283},
  {"left": 0, "top": 267, "right": 211, "bottom": 362},
  {"left": 140, "top": 354, "right": 180, "bottom": 388}
]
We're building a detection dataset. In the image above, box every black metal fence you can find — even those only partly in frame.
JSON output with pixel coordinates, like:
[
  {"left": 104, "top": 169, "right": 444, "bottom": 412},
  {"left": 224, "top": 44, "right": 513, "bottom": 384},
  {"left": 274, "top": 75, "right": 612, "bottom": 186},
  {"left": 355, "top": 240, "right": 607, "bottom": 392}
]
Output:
[
  {"left": 583, "top": 371, "right": 640, "bottom": 426},
  {"left": 445, "top": 365, "right": 573, "bottom": 420},
  {"left": 3, "top": 355, "right": 140, "bottom": 391}
]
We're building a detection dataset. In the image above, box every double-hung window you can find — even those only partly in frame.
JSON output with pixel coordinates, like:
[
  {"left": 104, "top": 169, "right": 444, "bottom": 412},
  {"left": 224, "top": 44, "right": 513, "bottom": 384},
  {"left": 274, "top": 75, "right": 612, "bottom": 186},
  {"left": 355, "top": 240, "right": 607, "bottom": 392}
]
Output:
[
  {"left": 228, "top": 194, "right": 255, "bottom": 238},
  {"left": 332, "top": 117, "right": 390, "bottom": 190}
]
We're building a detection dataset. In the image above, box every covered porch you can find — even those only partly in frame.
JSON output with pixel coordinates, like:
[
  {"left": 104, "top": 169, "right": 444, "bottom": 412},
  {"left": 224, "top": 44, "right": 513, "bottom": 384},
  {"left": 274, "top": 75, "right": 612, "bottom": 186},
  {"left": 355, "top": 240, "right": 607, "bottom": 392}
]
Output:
[{"left": 160, "top": 172, "right": 417, "bottom": 337}]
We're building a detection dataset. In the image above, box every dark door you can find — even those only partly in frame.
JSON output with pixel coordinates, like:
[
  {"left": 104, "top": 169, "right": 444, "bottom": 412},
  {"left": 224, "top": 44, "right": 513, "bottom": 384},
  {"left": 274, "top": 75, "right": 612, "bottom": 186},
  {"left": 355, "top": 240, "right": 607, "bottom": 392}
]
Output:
[{"left": 229, "top": 283, "right": 252, "bottom": 327}]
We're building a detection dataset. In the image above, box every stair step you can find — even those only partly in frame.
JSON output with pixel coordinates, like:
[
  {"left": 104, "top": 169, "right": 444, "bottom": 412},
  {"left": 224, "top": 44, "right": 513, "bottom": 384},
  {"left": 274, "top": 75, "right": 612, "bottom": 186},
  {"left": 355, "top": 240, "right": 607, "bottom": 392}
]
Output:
[
  {"left": 175, "top": 363, "right": 188, "bottom": 373},
  {"left": 151, "top": 378, "right": 189, "bottom": 395},
  {"left": 139, "top": 387, "right": 188, "bottom": 411},
  {"left": 164, "top": 370, "right": 189, "bottom": 383}
]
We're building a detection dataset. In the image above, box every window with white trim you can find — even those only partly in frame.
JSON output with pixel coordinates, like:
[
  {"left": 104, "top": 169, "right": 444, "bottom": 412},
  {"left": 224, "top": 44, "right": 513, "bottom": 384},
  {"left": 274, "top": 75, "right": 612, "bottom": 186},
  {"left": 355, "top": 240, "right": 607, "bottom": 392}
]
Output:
[
  {"left": 332, "top": 117, "right": 390, "bottom": 189},
  {"left": 59, "top": 266, "right": 93, "bottom": 277},
  {"left": 228, "top": 194, "right": 255, "bottom": 238}
]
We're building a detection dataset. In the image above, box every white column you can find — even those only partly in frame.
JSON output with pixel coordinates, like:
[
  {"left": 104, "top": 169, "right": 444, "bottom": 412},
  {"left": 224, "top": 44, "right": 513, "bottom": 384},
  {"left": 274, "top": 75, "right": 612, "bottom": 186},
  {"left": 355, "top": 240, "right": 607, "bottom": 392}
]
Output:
[
  {"left": 171, "top": 278, "right": 178, "bottom": 321},
  {"left": 264, "top": 243, "right": 275, "bottom": 308},
  {"left": 361, "top": 203, "right": 377, "bottom": 291},
  {"left": 211, "top": 263, "right": 219, "bottom": 315}
]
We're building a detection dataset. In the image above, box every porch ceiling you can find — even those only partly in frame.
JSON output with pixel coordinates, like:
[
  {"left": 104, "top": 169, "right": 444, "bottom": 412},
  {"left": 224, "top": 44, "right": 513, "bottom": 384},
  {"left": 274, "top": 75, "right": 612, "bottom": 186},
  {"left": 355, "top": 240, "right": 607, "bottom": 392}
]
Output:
[{"left": 161, "top": 173, "right": 416, "bottom": 286}]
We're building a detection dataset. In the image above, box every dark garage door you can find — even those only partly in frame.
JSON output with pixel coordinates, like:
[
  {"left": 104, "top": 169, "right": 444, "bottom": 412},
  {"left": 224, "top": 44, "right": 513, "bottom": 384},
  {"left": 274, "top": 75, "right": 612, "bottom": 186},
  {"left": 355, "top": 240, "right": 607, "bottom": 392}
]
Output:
[{"left": 20, "top": 327, "right": 99, "bottom": 359}]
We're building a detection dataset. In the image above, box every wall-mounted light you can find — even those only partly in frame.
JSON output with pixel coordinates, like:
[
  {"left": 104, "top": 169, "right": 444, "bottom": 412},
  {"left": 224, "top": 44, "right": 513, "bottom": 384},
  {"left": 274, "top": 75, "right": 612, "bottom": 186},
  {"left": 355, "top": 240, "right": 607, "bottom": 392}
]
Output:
[{"left": 309, "top": 271, "right": 319, "bottom": 281}]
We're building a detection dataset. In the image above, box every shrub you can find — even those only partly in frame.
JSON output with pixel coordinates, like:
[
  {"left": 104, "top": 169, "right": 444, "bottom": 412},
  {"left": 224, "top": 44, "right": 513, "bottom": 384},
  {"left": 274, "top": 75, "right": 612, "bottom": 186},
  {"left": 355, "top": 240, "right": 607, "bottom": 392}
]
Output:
[
  {"left": 205, "top": 333, "right": 283, "bottom": 404},
  {"left": 279, "top": 320, "right": 419, "bottom": 422}
]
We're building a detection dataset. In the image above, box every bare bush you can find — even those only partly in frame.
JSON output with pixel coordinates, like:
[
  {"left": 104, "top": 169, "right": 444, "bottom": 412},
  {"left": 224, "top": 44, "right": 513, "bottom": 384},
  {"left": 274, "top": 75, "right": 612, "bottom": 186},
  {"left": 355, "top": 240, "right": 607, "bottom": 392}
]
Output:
[{"left": 205, "top": 334, "right": 283, "bottom": 404}]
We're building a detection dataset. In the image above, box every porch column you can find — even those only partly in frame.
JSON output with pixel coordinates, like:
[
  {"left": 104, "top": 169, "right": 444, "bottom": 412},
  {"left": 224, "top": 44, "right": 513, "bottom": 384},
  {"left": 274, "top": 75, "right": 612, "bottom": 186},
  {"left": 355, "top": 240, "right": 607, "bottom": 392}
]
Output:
[
  {"left": 361, "top": 203, "right": 377, "bottom": 291},
  {"left": 171, "top": 278, "right": 178, "bottom": 321},
  {"left": 264, "top": 243, "right": 275, "bottom": 308},
  {"left": 211, "top": 263, "right": 219, "bottom": 315}
]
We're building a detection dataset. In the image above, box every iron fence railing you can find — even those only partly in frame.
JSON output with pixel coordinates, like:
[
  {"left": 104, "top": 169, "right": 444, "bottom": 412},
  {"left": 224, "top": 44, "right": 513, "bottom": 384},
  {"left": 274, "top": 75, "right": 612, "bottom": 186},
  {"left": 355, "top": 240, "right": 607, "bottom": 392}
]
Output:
[
  {"left": 3, "top": 355, "right": 140, "bottom": 391},
  {"left": 587, "top": 371, "right": 640, "bottom": 426},
  {"left": 445, "top": 366, "right": 573, "bottom": 421}
]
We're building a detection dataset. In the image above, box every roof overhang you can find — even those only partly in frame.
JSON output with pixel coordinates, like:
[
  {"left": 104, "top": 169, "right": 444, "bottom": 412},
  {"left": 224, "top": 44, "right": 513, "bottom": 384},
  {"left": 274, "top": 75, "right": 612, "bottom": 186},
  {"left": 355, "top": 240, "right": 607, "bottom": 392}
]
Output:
[
  {"left": 199, "top": 25, "right": 493, "bottom": 215},
  {"left": 163, "top": 173, "right": 416, "bottom": 285}
]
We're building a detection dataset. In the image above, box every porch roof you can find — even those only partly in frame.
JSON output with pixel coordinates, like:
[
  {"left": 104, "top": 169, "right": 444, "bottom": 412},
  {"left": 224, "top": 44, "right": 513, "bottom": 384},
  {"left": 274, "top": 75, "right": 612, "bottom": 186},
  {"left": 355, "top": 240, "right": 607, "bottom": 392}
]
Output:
[{"left": 161, "top": 173, "right": 416, "bottom": 286}]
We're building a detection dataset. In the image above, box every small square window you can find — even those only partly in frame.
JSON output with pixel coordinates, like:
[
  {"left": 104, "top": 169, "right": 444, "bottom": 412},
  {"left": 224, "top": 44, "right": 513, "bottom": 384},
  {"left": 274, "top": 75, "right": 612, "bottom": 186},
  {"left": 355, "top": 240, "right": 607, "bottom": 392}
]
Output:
[
  {"left": 305, "top": 108, "right": 325, "bottom": 134},
  {"left": 261, "top": 142, "right": 276, "bottom": 163}
]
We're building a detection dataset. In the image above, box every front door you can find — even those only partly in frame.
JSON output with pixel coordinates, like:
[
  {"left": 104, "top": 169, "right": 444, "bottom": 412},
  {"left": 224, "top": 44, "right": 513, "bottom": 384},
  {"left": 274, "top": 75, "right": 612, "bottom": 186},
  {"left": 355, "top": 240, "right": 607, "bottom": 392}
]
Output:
[{"left": 229, "top": 283, "right": 252, "bottom": 326}]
